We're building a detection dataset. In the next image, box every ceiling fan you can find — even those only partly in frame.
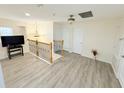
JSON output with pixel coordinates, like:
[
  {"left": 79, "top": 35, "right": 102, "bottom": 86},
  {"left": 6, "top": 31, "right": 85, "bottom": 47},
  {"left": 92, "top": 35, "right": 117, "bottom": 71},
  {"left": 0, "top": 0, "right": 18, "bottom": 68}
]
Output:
[
  {"left": 67, "top": 11, "right": 93, "bottom": 24},
  {"left": 68, "top": 15, "right": 75, "bottom": 24}
]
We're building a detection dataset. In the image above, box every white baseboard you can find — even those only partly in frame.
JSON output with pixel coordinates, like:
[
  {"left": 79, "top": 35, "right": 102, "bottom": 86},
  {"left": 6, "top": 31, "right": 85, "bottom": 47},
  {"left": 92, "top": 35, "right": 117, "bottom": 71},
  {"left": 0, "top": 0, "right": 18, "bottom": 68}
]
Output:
[
  {"left": 81, "top": 54, "right": 111, "bottom": 64},
  {"left": 118, "top": 75, "right": 124, "bottom": 88},
  {"left": 30, "top": 52, "right": 52, "bottom": 65},
  {"left": 111, "top": 61, "right": 124, "bottom": 87},
  {"left": 111, "top": 63, "right": 119, "bottom": 79}
]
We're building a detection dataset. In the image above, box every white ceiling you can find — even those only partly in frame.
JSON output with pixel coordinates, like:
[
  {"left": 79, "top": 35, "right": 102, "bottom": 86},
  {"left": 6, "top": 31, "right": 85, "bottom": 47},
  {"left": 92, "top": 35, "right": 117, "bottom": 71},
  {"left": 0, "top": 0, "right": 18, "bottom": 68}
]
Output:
[{"left": 0, "top": 4, "right": 124, "bottom": 22}]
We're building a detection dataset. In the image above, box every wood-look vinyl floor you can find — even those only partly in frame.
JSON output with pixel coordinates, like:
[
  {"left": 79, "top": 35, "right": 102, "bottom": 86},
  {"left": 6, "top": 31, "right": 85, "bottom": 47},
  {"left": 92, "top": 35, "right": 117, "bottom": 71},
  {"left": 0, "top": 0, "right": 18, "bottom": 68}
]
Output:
[{"left": 0, "top": 51, "right": 121, "bottom": 88}]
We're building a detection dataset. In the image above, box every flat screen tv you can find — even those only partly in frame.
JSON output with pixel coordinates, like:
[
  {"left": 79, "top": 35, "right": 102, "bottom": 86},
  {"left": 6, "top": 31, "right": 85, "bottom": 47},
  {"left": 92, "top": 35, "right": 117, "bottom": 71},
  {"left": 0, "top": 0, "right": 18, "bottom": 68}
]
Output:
[{"left": 1, "top": 35, "right": 24, "bottom": 47}]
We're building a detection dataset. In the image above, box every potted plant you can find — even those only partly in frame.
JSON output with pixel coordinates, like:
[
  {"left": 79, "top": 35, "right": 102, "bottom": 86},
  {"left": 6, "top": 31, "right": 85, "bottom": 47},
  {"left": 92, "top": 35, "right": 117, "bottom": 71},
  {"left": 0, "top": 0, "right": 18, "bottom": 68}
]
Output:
[{"left": 91, "top": 49, "right": 98, "bottom": 61}]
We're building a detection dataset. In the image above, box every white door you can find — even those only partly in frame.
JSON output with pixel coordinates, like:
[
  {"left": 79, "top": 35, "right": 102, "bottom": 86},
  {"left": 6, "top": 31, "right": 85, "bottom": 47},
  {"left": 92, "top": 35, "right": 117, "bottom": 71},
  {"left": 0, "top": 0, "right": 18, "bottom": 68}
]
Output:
[
  {"left": 63, "top": 28, "right": 71, "bottom": 51},
  {"left": 118, "top": 39, "right": 124, "bottom": 87},
  {"left": 73, "top": 29, "right": 83, "bottom": 55}
]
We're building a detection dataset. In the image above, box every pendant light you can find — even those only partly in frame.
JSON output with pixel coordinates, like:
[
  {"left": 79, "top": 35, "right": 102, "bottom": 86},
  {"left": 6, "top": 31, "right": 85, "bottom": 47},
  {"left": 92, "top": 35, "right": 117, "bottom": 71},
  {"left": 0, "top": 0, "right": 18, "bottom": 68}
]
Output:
[
  {"left": 68, "top": 15, "right": 75, "bottom": 24},
  {"left": 34, "top": 21, "right": 39, "bottom": 37}
]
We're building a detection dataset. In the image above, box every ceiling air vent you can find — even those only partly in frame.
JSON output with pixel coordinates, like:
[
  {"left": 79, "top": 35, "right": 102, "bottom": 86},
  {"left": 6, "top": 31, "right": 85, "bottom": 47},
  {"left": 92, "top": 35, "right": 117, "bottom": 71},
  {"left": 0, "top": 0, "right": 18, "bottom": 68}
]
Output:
[{"left": 79, "top": 11, "right": 93, "bottom": 18}]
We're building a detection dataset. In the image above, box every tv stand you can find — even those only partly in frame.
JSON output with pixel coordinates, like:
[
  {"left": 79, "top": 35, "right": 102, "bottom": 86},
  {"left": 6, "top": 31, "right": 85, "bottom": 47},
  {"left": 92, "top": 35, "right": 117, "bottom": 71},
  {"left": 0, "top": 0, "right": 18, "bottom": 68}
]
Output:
[{"left": 7, "top": 45, "right": 24, "bottom": 59}]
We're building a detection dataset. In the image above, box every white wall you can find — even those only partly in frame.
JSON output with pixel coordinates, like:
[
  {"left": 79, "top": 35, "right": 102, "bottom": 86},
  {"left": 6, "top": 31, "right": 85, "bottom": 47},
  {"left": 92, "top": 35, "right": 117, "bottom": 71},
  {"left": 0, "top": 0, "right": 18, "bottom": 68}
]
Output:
[
  {"left": 54, "top": 20, "right": 120, "bottom": 63},
  {"left": 53, "top": 22, "right": 63, "bottom": 40},
  {"left": 0, "top": 64, "right": 5, "bottom": 88},
  {"left": 26, "top": 21, "right": 55, "bottom": 54},
  {"left": 0, "top": 18, "right": 29, "bottom": 60},
  {"left": 110, "top": 19, "right": 124, "bottom": 87},
  {"left": 26, "top": 21, "right": 53, "bottom": 43}
]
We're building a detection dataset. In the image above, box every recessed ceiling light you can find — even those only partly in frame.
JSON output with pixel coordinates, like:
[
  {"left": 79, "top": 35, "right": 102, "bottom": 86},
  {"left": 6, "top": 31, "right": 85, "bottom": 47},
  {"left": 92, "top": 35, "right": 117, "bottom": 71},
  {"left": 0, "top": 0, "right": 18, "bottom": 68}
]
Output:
[{"left": 25, "top": 13, "right": 31, "bottom": 16}]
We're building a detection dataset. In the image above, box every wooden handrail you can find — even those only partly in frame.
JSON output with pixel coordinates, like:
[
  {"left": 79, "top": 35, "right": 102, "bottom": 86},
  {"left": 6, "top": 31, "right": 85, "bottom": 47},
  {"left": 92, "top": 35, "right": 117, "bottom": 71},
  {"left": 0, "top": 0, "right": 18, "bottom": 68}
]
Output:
[
  {"left": 61, "top": 40, "right": 64, "bottom": 59},
  {"left": 27, "top": 39, "right": 36, "bottom": 42},
  {"left": 54, "top": 40, "right": 64, "bottom": 42},
  {"left": 50, "top": 42, "right": 53, "bottom": 63},
  {"left": 28, "top": 39, "right": 53, "bottom": 64},
  {"left": 54, "top": 40, "right": 64, "bottom": 59},
  {"left": 28, "top": 39, "right": 64, "bottom": 64},
  {"left": 38, "top": 41, "right": 51, "bottom": 46},
  {"left": 27, "top": 39, "right": 51, "bottom": 45}
]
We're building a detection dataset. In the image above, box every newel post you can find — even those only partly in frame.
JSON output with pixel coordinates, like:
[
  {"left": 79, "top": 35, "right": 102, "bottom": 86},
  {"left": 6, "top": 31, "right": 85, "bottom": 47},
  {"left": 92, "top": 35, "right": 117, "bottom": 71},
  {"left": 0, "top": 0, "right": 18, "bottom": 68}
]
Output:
[{"left": 50, "top": 42, "right": 53, "bottom": 64}]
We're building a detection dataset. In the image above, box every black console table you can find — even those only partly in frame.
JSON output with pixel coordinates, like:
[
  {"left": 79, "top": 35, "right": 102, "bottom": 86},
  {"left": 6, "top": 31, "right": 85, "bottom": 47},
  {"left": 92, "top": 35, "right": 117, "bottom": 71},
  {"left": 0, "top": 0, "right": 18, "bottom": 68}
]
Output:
[{"left": 7, "top": 45, "right": 24, "bottom": 59}]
